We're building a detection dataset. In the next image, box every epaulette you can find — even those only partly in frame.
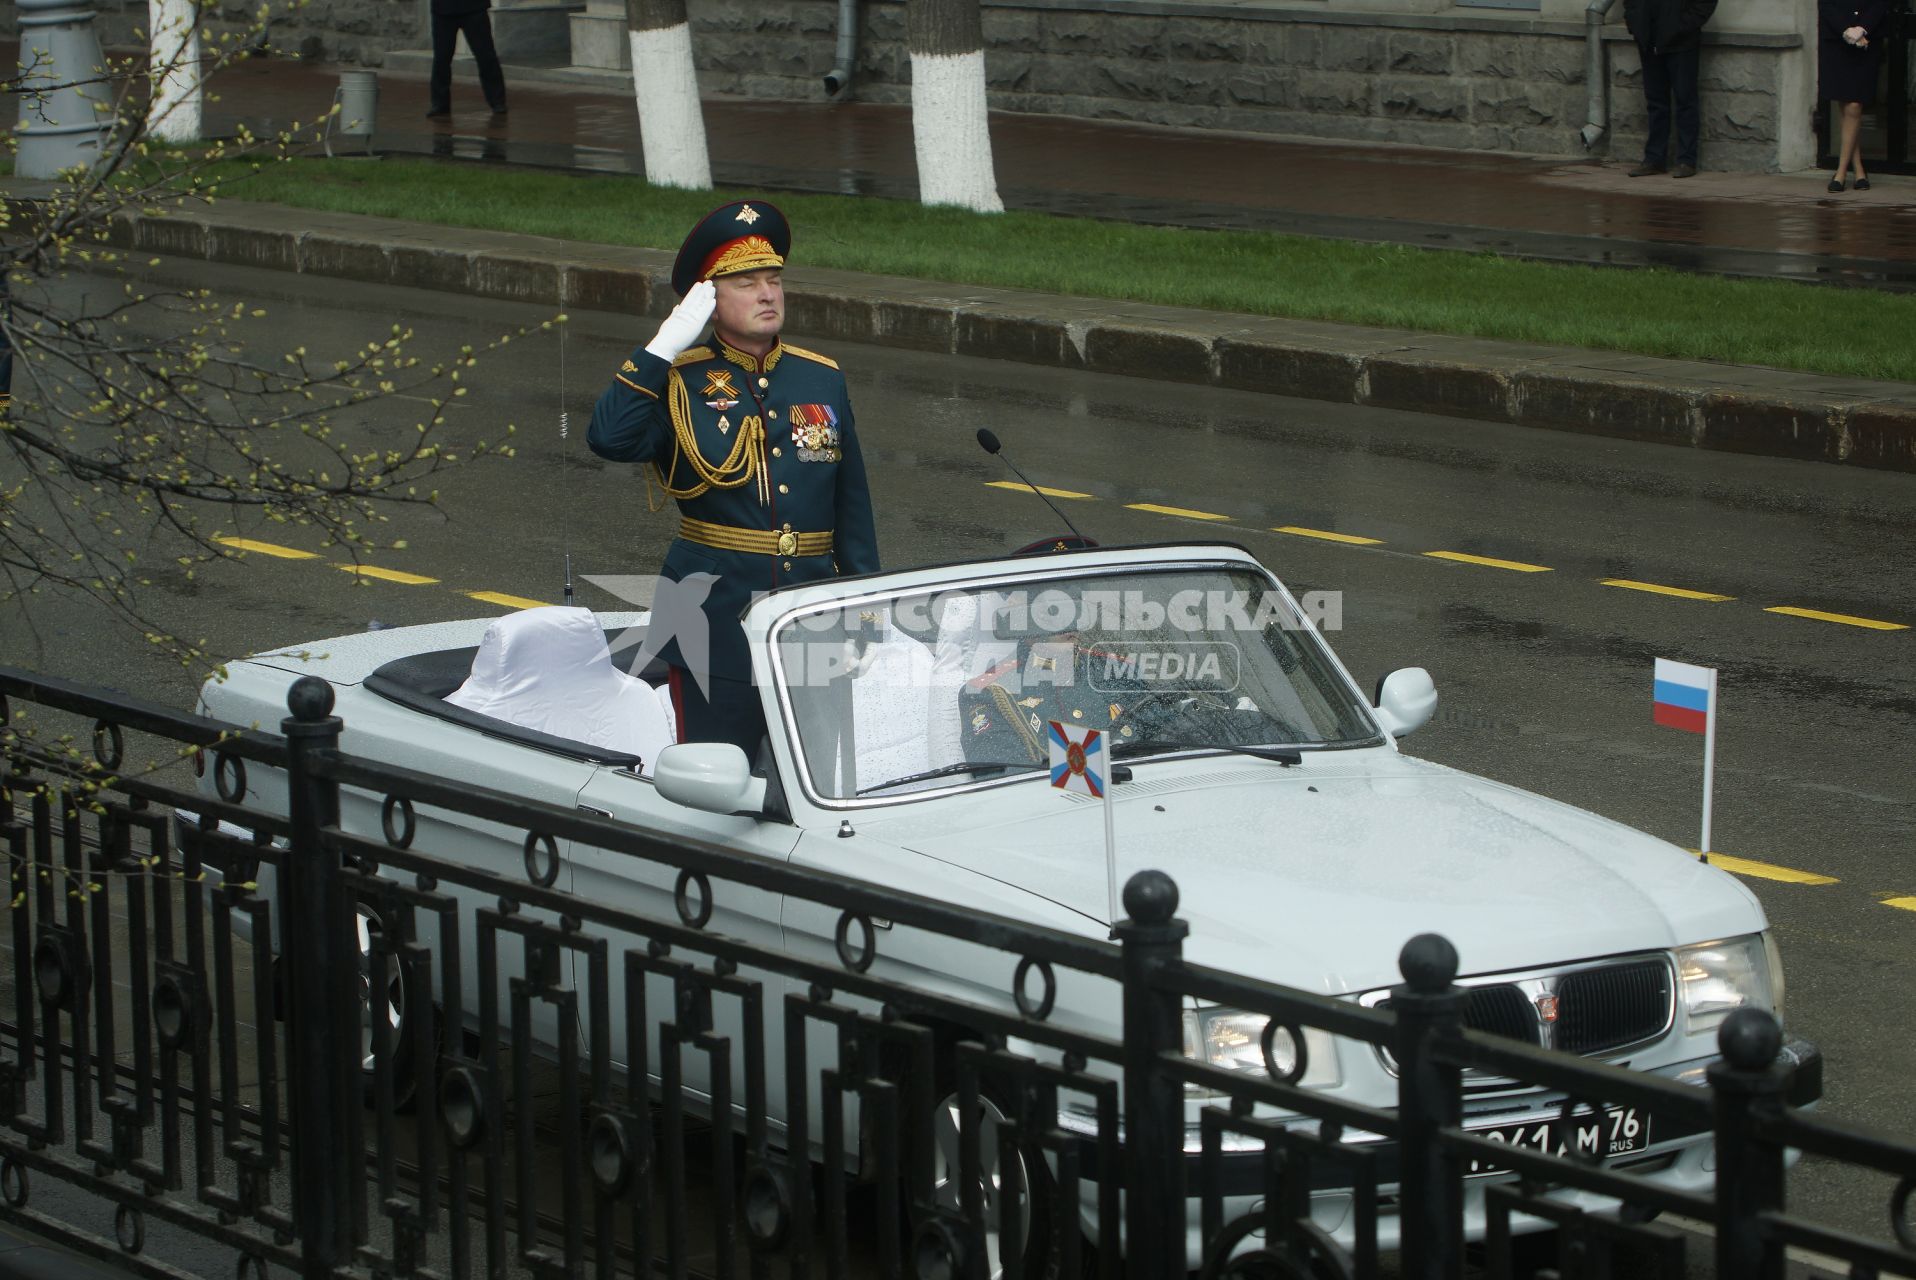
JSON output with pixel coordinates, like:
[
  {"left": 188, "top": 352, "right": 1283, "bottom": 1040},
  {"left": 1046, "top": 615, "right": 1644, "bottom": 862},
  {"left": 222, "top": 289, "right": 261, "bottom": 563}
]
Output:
[
  {"left": 780, "top": 343, "right": 839, "bottom": 370},
  {"left": 671, "top": 346, "right": 715, "bottom": 367}
]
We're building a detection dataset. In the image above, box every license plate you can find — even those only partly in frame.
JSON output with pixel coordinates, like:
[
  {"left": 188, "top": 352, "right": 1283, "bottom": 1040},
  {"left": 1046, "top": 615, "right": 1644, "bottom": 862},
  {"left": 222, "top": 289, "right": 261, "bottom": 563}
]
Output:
[{"left": 1465, "top": 1107, "right": 1652, "bottom": 1176}]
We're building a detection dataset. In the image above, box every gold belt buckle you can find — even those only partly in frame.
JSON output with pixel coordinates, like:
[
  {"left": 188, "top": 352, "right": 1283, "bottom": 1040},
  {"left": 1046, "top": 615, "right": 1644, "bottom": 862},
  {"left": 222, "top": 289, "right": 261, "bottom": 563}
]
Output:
[{"left": 776, "top": 524, "right": 798, "bottom": 556}]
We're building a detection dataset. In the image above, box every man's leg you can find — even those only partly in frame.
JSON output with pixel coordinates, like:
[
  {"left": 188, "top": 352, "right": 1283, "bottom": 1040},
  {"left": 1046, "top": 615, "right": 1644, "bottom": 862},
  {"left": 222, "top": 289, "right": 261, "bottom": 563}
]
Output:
[
  {"left": 459, "top": 11, "right": 508, "bottom": 113},
  {"left": 667, "top": 668, "right": 767, "bottom": 759},
  {"left": 1638, "top": 47, "right": 1672, "bottom": 169},
  {"left": 427, "top": 13, "right": 455, "bottom": 115},
  {"left": 1670, "top": 46, "right": 1702, "bottom": 170}
]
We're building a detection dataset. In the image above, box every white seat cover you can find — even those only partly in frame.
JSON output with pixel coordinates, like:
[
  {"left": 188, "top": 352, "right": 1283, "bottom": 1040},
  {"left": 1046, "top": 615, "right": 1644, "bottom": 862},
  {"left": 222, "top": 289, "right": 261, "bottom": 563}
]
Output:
[
  {"left": 850, "top": 628, "right": 940, "bottom": 787},
  {"left": 447, "top": 606, "right": 673, "bottom": 774}
]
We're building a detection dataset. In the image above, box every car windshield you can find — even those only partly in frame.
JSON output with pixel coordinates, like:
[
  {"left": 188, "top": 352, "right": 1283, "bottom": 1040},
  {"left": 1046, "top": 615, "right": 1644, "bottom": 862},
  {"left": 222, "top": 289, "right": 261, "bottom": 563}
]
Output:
[{"left": 772, "top": 564, "right": 1382, "bottom": 802}]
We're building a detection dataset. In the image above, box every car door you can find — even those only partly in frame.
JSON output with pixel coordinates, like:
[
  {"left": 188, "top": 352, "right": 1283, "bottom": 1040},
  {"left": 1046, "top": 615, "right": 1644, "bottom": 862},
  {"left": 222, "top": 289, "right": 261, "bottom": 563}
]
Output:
[
  {"left": 335, "top": 704, "right": 593, "bottom": 1061},
  {"left": 567, "top": 765, "right": 800, "bottom": 1125}
]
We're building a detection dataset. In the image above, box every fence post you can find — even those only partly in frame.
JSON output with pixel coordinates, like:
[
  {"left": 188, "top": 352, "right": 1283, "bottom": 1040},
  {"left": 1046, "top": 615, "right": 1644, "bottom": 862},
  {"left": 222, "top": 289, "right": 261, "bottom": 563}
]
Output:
[
  {"left": 283, "top": 676, "right": 349, "bottom": 1280},
  {"left": 1709, "top": 1009, "right": 1790, "bottom": 1280},
  {"left": 1115, "top": 870, "right": 1189, "bottom": 1277},
  {"left": 1393, "top": 933, "right": 1467, "bottom": 1280}
]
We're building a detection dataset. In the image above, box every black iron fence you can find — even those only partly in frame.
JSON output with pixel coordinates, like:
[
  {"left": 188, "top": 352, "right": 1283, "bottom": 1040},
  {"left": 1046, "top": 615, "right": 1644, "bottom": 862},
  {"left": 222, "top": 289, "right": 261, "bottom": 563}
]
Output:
[{"left": 1, "top": 663, "right": 1914, "bottom": 1279}]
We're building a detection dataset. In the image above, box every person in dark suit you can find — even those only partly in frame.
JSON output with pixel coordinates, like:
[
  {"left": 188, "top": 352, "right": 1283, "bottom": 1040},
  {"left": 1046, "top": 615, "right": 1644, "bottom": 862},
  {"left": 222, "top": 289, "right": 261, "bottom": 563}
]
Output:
[
  {"left": 427, "top": 0, "right": 507, "bottom": 119},
  {"left": 1820, "top": 0, "right": 1893, "bottom": 191},
  {"left": 1623, "top": 0, "right": 1719, "bottom": 177},
  {"left": 588, "top": 201, "right": 880, "bottom": 754}
]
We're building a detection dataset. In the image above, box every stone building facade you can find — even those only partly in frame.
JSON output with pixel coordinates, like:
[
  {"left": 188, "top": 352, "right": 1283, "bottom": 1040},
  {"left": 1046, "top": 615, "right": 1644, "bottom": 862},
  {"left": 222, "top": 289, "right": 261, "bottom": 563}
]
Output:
[{"left": 4, "top": 0, "right": 1819, "bottom": 172}]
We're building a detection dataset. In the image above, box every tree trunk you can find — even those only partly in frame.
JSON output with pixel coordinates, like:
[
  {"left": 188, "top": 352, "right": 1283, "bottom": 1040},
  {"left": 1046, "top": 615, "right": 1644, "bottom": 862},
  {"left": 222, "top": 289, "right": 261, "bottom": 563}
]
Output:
[
  {"left": 907, "top": 0, "right": 1003, "bottom": 212},
  {"left": 148, "top": 0, "right": 201, "bottom": 142},
  {"left": 625, "top": 0, "right": 712, "bottom": 190}
]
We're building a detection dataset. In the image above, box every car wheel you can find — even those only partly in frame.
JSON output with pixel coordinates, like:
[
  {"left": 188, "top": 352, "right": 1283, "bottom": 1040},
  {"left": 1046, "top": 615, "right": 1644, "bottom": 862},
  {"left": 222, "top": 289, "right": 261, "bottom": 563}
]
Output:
[
  {"left": 919, "top": 1078, "right": 1079, "bottom": 1280},
  {"left": 355, "top": 900, "right": 418, "bottom": 1112}
]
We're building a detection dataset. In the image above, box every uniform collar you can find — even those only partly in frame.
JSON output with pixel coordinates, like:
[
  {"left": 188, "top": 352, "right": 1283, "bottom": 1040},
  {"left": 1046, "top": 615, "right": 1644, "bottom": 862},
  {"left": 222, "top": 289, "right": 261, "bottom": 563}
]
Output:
[{"left": 718, "top": 336, "right": 783, "bottom": 375}]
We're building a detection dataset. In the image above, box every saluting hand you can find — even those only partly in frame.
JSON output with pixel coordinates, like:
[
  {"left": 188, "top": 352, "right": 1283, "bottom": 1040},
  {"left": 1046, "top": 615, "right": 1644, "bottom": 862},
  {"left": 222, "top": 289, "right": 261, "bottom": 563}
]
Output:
[{"left": 645, "top": 280, "right": 717, "bottom": 362}]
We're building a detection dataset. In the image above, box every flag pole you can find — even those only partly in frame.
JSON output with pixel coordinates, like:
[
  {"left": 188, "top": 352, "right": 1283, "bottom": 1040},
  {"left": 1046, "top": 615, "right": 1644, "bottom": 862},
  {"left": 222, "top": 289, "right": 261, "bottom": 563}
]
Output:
[
  {"left": 1700, "top": 667, "right": 1717, "bottom": 861},
  {"left": 1102, "top": 778, "right": 1119, "bottom": 925}
]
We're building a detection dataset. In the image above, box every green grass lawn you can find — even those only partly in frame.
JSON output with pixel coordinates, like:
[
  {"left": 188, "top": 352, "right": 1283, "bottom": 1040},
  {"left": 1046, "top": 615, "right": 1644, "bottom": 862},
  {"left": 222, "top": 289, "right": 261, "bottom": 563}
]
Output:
[{"left": 152, "top": 155, "right": 1916, "bottom": 383}]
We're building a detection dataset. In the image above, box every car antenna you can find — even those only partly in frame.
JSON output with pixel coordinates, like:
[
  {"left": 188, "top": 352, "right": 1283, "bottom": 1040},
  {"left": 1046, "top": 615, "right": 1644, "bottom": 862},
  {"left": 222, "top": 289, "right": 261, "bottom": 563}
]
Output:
[{"left": 976, "top": 428, "right": 1091, "bottom": 545}]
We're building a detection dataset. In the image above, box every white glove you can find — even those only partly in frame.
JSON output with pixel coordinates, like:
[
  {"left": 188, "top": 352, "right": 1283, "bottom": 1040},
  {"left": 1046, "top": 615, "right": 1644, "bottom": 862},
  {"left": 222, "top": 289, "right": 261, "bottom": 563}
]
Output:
[
  {"left": 644, "top": 280, "right": 716, "bottom": 362},
  {"left": 1844, "top": 24, "right": 1866, "bottom": 44}
]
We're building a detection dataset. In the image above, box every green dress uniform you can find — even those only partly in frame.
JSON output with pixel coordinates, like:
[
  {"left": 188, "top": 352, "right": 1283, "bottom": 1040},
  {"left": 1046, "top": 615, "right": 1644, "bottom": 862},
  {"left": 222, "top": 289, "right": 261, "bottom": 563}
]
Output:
[
  {"left": 588, "top": 200, "right": 878, "bottom": 753},
  {"left": 957, "top": 636, "right": 1158, "bottom": 767}
]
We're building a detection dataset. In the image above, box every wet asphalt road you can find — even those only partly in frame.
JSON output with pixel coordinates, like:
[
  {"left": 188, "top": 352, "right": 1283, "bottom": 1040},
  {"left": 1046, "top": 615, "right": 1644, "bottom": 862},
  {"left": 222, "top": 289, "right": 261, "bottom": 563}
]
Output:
[{"left": 2, "top": 256, "right": 1913, "bottom": 1270}]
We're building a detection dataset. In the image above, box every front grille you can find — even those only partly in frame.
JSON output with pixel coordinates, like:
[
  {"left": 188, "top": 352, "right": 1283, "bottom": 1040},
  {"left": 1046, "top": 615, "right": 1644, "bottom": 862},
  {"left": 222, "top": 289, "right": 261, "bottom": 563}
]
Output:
[
  {"left": 1555, "top": 958, "right": 1671, "bottom": 1053},
  {"left": 1374, "top": 985, "right": 1537, "bottom": 1042},
  {"left": 1464, "top": 984, "right": 1535, "bottom": 1043}
]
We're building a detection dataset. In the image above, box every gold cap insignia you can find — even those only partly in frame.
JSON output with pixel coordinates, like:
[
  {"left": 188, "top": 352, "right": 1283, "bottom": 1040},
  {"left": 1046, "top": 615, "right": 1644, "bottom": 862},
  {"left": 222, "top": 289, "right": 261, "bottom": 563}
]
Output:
[{"left": 735, "top": 205, "right": 761, "bottom": 225}]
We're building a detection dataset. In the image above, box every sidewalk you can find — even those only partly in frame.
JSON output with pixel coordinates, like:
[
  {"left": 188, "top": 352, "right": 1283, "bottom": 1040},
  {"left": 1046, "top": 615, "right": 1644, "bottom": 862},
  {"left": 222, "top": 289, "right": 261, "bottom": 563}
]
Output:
[{"left": 202, "top": 47, "right": 1916, "bottom": 290}]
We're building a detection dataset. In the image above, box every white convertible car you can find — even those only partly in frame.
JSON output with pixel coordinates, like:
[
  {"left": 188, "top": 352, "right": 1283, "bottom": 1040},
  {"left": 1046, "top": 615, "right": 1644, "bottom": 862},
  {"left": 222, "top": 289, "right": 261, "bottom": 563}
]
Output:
[{"left": 190, "top": 539, "right": 1803, "bottom": 1272}]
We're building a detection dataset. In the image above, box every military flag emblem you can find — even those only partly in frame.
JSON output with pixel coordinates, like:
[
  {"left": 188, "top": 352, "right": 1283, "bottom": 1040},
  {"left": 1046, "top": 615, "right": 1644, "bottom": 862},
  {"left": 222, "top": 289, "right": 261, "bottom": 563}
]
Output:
[{"left": 1048, "top": 721, "right": 1105, "bottom": 799}]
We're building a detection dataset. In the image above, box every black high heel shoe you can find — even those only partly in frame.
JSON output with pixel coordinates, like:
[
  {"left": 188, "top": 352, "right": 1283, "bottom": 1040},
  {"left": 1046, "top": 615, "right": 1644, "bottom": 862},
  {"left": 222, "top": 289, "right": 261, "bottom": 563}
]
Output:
[
  {"left": 1854, "top": 178, "right": 1871, "bottom": 192},
  {"left": 1828, "top": 177, "right": 1846, "bottom": 192}
]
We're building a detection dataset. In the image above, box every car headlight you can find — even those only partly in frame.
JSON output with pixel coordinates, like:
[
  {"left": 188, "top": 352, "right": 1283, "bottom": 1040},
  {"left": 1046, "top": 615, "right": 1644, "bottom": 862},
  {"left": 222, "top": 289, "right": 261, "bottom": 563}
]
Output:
[
  {"left": 1677, "top": 934, "right": 1779, "bottom": 1033},
  {"left": 1181, "top": 1007, "right": 1340, "bottom": 1091}
]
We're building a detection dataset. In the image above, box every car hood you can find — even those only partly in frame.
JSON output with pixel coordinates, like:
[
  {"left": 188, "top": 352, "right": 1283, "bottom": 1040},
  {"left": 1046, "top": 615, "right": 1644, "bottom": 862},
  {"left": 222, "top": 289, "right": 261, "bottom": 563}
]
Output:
[{"left": 851, "top": 754, "right": 1764, "bottom": 996}]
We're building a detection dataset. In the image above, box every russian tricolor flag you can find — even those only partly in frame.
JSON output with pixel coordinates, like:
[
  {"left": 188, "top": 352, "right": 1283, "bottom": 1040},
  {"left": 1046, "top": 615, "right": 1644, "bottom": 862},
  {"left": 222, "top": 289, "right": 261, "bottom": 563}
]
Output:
[{"left": 1652, "top": 658, "right": 1715, "bottom": 735}]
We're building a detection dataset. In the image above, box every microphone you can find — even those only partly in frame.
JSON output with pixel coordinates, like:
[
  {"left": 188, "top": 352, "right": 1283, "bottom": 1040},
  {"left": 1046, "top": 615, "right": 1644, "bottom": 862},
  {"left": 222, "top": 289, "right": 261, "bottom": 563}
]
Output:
[{"left": 977, "top": 428, "right": 1090, "bottom": 545}]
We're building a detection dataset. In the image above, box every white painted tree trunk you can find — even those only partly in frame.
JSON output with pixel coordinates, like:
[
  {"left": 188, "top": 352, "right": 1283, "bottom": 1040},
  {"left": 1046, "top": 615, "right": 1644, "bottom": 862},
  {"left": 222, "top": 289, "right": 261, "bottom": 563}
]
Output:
[
  {"left": 909, "top": 49, "right": 1002, "bottom": 212},
  {"left": 147, "top": 0, "right": 201, "bottom": 142},
  {"left": 627, "top": 22, "right": 712, "bottom": 190}
]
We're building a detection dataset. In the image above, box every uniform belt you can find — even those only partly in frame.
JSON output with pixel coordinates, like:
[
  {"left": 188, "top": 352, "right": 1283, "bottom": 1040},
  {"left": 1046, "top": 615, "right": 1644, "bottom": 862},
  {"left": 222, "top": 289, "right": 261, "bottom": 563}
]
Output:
[{"left": 679, "top": 516, "right": 833, "bottom": 557}]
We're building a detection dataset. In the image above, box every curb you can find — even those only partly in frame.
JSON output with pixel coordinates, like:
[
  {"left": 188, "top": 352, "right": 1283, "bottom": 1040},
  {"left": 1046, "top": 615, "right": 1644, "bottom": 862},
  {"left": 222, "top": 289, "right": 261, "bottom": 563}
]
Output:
[{"left": 16, "top": 189, "right": 1916, "bottom": 473}]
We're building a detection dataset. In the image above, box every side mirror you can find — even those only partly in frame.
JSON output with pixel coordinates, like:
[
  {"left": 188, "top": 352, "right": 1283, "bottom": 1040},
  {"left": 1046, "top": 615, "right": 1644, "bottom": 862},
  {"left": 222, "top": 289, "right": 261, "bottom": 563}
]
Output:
[
  {"left": 1373, "top": 668, "right": 1437, "bottom": 739},
  {"left": 653, "top": 743, "right": 769, "bottom": 815}
]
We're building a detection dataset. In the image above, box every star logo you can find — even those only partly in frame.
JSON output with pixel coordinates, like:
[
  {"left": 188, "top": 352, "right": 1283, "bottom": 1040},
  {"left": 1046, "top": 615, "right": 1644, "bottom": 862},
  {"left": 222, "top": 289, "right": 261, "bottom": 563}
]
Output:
[{"left": 735, "top": 205, "right": 761, "bottom": 226}]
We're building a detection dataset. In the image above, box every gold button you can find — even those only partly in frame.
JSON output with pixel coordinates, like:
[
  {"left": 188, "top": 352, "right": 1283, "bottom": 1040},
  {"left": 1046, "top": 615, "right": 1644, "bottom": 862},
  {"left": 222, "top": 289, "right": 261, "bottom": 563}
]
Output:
[
  {"left": 767, "top": 410, "right": 777, "bottom": 419},
  {"left": 772, "top": 447, "right": 782, "bottom": 457},
  {"left": 778, "top": 483, "right": 789, "bottom": 494},
  {"left": 783, "top": 561, "right": 793, "bottom": 571},
  {"left": 758, "top": 377, "right": 769, "bottom": 389}
]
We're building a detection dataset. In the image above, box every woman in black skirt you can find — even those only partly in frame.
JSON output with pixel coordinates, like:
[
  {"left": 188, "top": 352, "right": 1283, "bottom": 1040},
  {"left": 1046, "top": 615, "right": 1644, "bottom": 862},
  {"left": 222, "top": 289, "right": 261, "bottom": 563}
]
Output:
[{"left": 1819, "top": 0, "right": 1893, "bottom": 191}]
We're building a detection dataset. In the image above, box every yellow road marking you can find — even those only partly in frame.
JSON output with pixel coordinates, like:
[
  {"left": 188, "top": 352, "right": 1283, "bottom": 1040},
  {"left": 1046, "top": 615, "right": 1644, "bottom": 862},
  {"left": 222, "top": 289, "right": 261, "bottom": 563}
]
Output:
[
  {"left": 1275, "top": 526, "right": 1384, "bottom": 546},
  {"left": 1764, "top": 606, "right": 1907, "bottom": 631},
  {"left": 338, "top": 564, "right": 439, "bottom": 586},
  {"left": 1602, "top": 579, "right": 1733, "bottom": 602},
  {"left": 1127, "top": 502, "right": 1230, "bottom": 521},
  {"left": 467, "top": 590, "right": 552, "bottom": 610},
  {"left": 1883, "top": 897, "right": 1916, "bottom": 913},
  {"left": 1700, "top": 853, "right": 1838, "bottom": 885},
  {"left": 215, "top": 536, "right": 316, "bottom": 560},
  {"left": 1423, "top": 551, "right": 1552, "bottom": 573},
  {"left": 985, "top": 481, "right": 1094, "bottom": 500}
]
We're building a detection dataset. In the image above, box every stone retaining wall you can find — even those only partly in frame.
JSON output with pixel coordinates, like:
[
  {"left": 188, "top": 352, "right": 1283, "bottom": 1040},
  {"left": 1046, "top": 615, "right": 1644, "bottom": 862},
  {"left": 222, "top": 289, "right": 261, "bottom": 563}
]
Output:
[
  {"left": 0, "top": 0, "right": 1809, "bottom": 171},
  {"left": 691, "top": 1, "right": 1805, "bottom": 172}
]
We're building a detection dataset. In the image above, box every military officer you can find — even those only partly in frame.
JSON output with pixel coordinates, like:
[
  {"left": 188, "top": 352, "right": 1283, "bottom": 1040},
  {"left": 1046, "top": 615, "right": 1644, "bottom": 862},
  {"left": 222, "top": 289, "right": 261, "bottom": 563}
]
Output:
[
  {"left": 589, "top": 200, "right": 880, "bottom": 755},
  {"left": 957, "top": 634, "right": 1158, "bottom": 767}
]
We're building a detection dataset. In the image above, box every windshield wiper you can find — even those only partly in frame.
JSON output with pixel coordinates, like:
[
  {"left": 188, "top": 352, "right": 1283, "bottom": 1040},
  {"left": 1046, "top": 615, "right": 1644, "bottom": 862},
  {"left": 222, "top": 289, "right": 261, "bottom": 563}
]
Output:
[
  {"left": 856, "top": 760, "right": 1035, "bottom": 796},
  {"left": 1112, "top": 739, "right": 1303, "bottom": 766}
]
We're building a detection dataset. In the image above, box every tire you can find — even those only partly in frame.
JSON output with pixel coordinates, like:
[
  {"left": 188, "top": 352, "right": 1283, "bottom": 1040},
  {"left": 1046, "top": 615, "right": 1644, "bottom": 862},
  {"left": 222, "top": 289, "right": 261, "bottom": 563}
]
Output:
[
  {"left": 355, "top": 899, "right": 420, "bottom": 1112},
  {"left": 915, "top": 1061, "right": 1085, "bottom": 1280}
]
